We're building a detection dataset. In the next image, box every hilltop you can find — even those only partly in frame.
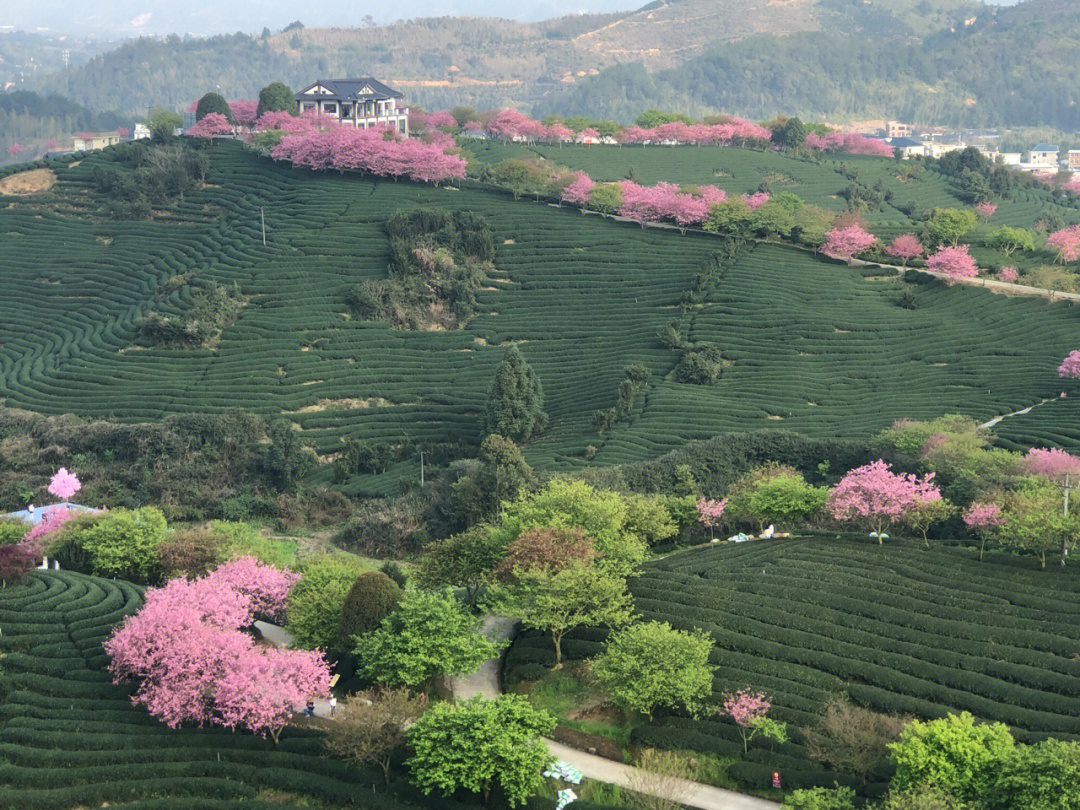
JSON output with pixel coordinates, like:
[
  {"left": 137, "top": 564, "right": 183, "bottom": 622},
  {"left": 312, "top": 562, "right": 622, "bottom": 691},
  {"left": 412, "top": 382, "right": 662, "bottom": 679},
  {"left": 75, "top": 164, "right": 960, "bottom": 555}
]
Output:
[{"left": 21, "top": 0, "right": 1080, "bottom": 129}]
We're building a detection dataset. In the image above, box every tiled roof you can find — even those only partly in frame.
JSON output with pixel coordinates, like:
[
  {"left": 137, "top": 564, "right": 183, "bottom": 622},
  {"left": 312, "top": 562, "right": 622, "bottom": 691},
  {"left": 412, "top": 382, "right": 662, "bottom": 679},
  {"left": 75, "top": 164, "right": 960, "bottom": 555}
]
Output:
[{"left": 294, "top": 78, "right": 403, "bottom": 102}]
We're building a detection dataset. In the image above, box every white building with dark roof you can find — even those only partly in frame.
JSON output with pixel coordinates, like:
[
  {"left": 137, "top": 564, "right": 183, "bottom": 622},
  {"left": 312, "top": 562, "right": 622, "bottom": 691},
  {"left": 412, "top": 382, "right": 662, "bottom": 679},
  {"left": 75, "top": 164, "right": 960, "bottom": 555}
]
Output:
[{"left": 294, "top": 78, "right": 409, "bottom": 134}]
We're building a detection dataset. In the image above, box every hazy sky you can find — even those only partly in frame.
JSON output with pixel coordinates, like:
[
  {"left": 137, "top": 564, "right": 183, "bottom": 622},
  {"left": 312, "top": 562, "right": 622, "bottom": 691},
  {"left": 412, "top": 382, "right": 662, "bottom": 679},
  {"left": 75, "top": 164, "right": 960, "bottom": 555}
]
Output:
[{"left": 2, "top": 0, "right": 650, "bottom": 37}]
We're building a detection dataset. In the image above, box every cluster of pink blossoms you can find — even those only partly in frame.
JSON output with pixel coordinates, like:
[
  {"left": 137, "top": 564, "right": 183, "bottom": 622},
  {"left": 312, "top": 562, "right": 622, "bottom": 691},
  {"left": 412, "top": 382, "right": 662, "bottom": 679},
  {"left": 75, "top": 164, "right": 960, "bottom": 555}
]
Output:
[
  {"left": 188, "top": 113, "right": 234, "bottom": 138},
  {"left": 696, "top": 497, "right": 728, "bottom": 531},
  {"left": 266, "top": 119, "right": 467, "bottom": 184},
  {"left": 821, "top": 224, "right": 876, "bottom": 258},
  {"left": 1046, "top": 225, "right": 1080, "bottom": 263},
  {"left": 1058, "top": 350, "right": 1080, "bottom": 379},
  {"left": 804, "top": 130, "right": 893, "bottom": 156},
  {"left": 827, "top": 460, "right": 941, "bottom": 540},
  {"left": 925, "top": 244, "right": 979, "bottom": 280},
  {"left": 105, "top": 558, "right": 329, "bottom": 742},
  {"left": 617, "top": 180, "right": 727, "bottom": 228}
]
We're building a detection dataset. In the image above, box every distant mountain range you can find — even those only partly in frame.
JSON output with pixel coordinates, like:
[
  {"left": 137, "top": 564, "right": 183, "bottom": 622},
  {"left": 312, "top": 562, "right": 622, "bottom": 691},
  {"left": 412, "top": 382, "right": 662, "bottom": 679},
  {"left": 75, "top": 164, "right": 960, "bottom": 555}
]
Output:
[{"left": 15, "top": 0, "right": 1080, "bottom": 130}]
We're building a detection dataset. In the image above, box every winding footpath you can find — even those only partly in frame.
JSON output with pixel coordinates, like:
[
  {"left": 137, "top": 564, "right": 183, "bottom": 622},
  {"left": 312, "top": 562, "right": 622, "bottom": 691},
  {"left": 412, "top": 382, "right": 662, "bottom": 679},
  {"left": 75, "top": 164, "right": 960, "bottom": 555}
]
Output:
[
  {"left": 260, "top": 617, "right": 777, "bottom": 808},
  {"left": 450, "top": 616, "right": 779, "bottom": 810}
]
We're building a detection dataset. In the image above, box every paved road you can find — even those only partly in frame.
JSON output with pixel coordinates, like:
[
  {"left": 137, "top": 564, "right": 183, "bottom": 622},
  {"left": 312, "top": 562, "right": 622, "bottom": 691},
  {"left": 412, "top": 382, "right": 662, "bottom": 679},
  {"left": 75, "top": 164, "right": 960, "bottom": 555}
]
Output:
[{"left": 450, "top": 616, "right": 780, "bottom": 810}]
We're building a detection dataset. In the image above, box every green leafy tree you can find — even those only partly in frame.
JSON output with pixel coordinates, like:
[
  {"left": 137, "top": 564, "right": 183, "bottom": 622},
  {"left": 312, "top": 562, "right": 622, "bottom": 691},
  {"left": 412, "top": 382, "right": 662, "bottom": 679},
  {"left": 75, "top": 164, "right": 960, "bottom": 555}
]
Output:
[
  {"left": 996, "top": 480, "right": 1080, "bottom": 568},
  {"left": 407, "top": 695, "right": 554, "bottom": 807},
  {"left": 989, "top": 738, "right": 1080, "bottom": 810},
  {"left": 772, "top": 117, "right": 808, "bottom": 149},
  {"left": 478, "top": 433, "right": 534, "bottom": 515},
  {"left": 589, "top": 182, "right": 623, "bottom": 214},
  {"left": 195, "top": 92, "right": 232, "bottom": 123},
  {"left": 285, "top": 555, "right": 367, "bottom": 650},
  {"left": 146, "top": 108, "right": 182, "bottom": 142},
  {"left": 901, "top": 497, "right": 958, "bottom": 547},
  {"left": 256, "top": 82, "right": 295, "bottom": 117},
  {"left": 804, "top": 697, "right": 909, "bottom": 783},
  {"left": 592, "top": 620, "right": 716, "bottom": 720},
  {"left": 889, "top": 712, "right": 1015, "bottom": 803},
  {"left": 414, "top": 527, "right": 503, "bottom": 608},
  {"left": 726, "top": 464, "right": 828, "bottom": 532},
  {"left": 988, "top": 226, "right": 1035, "bottom": 257},
  {"left": 337, "top": 571, "right": 402, "bottom": 648},
  {"left": 265, "top": 419, "right": 315, "bottom": 488},
  {"left": 354, "top": 589, "right": 500, "bottom": 687},
  {"left": 0, "top": 519, "right": 29, "bottom": 545},
  {"left": 497, "top": 478, "right": 652, "bottom": 577},
  {"left": 484, "top": 346, "right": 547, "bottom": 444},
  {"left": 79, "top": 507, "right": 169, "bottom": 582},
  {"left": 782, "top": 786, "right": 857, "bottom": 810},
  {"left": 925, "top": 208, "right": 978, "bottom": 247},
  {"left": 486, "top": 562, "right": 633, "bottom": 666},
  {"left": 876, "top": 784, "right": 968, "bottom": 809}
]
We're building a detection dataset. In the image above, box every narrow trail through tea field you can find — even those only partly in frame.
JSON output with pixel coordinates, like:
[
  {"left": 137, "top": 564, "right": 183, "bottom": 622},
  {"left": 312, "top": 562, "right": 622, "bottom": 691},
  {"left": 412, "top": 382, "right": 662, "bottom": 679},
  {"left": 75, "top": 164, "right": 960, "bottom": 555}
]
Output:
[
  {"left": 260, "top": 617, "right": 778, "bottom": 808},
  {"left": 981, "top": 396, "right": 1058, "bottom": 429},
  {"left": 450, "top": 616, "right": 780, "bottom": 810}
]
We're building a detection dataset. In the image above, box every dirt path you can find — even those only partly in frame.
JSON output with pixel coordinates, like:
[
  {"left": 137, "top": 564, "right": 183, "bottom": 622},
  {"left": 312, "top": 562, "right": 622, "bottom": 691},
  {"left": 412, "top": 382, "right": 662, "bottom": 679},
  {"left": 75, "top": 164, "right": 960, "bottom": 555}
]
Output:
[
  {"left": 450, "top": 616, "right": 780, "bottom": 810},
  {"left": 981, "top": 397, "right": 1058, "bottom": 429}
]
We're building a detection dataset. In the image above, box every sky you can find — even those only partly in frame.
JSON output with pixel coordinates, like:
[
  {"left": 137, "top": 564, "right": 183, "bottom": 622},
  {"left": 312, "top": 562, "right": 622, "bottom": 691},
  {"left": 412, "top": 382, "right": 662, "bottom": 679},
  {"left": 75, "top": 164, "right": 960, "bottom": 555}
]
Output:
[{"left": 1, "top": 0, "right": 651, "bottom": 37}]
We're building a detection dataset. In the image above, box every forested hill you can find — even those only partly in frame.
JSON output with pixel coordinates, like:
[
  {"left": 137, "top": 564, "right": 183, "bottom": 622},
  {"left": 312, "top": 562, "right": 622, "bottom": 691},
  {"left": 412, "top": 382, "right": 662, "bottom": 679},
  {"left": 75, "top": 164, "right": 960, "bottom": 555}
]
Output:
[{"left": 21, "top": 0, "right": 1079, "bottom": 129}]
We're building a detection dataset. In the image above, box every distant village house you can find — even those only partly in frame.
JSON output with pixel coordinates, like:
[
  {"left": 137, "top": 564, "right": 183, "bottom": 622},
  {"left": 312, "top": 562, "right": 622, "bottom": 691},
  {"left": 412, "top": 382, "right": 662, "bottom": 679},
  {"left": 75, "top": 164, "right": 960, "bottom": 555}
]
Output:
[
  {"left": 1028, "top": 143, "right": 1059, "bottom": 166},
  {"left": 295, "top": 78, "right": 409, "bottom": 135},
  {"left": 74, "top": 132, "right": 123, "bottom": 151}
]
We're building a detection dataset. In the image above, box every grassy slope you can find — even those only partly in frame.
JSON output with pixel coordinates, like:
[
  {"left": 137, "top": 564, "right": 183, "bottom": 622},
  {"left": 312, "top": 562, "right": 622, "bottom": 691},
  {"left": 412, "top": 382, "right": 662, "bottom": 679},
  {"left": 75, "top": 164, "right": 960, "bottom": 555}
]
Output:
[
  {"left": 506, "top": 537, "right": 1080, "bottom": 793},
  {"left": 1, "top": 141, "right": 1079, "bottom": 492}
]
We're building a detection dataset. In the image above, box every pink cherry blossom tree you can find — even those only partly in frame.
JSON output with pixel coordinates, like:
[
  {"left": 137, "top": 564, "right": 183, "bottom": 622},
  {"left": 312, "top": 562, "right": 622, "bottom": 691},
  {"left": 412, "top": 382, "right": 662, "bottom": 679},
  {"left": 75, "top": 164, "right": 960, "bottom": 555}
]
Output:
[
  {"left": 742, "top": 191, "right": 770, "bottom": 210},
  {"left": 696, "top": 497, "right": 727, "bottom": 540},
  {"left": 561, "top": 171, "right": 595, "bottom": 206},
  {"left": 827, "top": 460, "right": 940, "bottom": 543},
  {"left": 821, "top": 224, "right": 876, "bottom": 259},
  {"left": 117, "top": 127, "right": 132, "bottom": 138},
  {"left": 885, "top": 233, "right": 924, "bottom": 265},
  {"left": 975, "top": 201, "right": 997, "bottom": 218},
  {"left": 49, "top": 468, "right": 81, "bottom": 500},
  {"left": 45, "top": 138, "right": 58, "bottom": 151},
  {"left": 228, "top": 100, "right": 259, "bottom": 128},
  {"left": 925, "top": 244, "right": 979, "bottom": 280},
  {"left": 1046, "top": 225, "right": 1080, "bottom": 263},
  {"left": 105, "top": 558, "right": 329, "bottom": 742},
  {"left": 7, "top": 143, "right": 25, "bottom": 157},
  {"left": 720, "top": 689, "right": 786, "bottom": 752},
  {"left": 188, "top": 113, "right": 233, "bottom": 138},
  {"left": 998, "top": 266, "right": 1018, "bottom": 283},
  {"left": 1058, "top": 350, "right": 1080, "bottom": 379},
  {"left": 577, "top": 127, "right": 601, "bottom": 143},
  {"left": 963, "top": 502, "right": 1005, "bottom": 562}
]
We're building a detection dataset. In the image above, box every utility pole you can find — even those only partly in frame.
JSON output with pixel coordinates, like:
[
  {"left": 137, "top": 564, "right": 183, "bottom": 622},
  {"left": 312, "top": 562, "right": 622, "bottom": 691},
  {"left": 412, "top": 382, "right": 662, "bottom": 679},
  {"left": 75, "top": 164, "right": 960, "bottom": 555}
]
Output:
[
  {"left": 418, "top": 449, "right": 425, "bottom": 487},
  {"left": 260, "top": 207, "right": 266, "bottom": 246}
]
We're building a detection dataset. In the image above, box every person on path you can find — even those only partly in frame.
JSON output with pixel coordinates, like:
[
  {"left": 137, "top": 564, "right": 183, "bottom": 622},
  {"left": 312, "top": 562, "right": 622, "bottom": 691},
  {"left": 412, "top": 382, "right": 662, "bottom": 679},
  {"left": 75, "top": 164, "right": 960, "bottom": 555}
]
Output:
[
  {"left": 305, "top": 699, "right": 315, "bottom": 717},
  {"left": 329, "top": 696, "right": 337, "bottom": 717}
]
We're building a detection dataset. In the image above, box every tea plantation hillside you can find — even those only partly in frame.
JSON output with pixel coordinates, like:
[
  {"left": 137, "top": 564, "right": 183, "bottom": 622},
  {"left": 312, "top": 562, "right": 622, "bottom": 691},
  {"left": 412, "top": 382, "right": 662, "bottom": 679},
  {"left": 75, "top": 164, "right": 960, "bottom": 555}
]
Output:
[
  {"left": 466, "top": 141, "right": 1080, "bottom": 240},
  {"left": 506, "top": 537, "right": 1080, "bottom": 794},
  {"left": 0, "top": 570, "right": 591, "bottom": 810},
  {"left": 1, "top": 140, "right": 1078, "bottom": 489}
]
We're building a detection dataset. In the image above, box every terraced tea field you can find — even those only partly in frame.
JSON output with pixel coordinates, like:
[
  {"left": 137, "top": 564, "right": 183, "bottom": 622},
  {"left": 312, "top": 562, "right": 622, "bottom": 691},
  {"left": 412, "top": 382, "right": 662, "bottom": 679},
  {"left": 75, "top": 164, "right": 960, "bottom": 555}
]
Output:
[
  {"left": 466, "top": 140, "right": 1080, "bottom": 242},
  {"left": 505, "top": 537, "right": 1080, "bottom": 793},
  {"left": 0, "top": 570, "right": 521, "bottom": 810},
  {"left": 0, "top": 141, "right": 1078, "bottom": 490}
]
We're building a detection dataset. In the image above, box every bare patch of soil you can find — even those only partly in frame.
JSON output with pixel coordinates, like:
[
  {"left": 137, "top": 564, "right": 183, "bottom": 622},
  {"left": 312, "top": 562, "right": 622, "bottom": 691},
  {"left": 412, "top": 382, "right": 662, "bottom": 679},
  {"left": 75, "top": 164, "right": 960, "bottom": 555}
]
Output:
[{"left": 0, "top": 169, "right": 56, "bottom": 196}]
